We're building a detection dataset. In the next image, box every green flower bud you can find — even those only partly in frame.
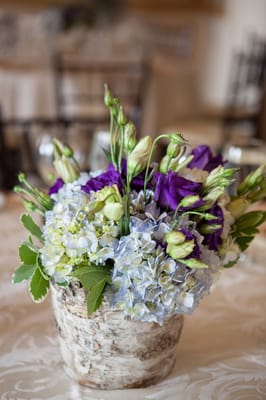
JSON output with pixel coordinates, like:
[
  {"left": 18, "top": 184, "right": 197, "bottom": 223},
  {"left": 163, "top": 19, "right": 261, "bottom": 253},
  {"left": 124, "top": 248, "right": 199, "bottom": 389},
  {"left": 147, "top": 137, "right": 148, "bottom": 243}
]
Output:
[
  {"left": 227, "top": 197, "right": 249, "bottom": 219},
  {"left": 95, "top": 185, "right": 121, "bottom": 204},
  {"left": 127, "top": 136, "right": 153, "bottom": 178},
  {"left": 159, "top": 155, "right": 171, "bottom": 174},
  {"left": 87, "top": 200, "right": 105, "bottom": 214},
  {"left": 117, "top": 106, "right": 127, "bottom": 126},
  {"left": 168, "top": 132, "right": 187, "bottom": 146},
  {"left": 199, "top": 224, "right": 222, "bottom": 234},
  {"left": 53, "top": 138, "right": 74, "bottom": 159},
  {"left": 167, "top": 240, "right": 195, "bottom": 259},
  {"left": 15, "top": 173, "right": 53, "bottom": 211},
  {"left": 180, "top": 195, "right": 200, "bottom": 208},
  {"left": 201, "top": 187, "right": 225, "bottom": 209},
  {"left": 165, "top": 231, "right": 186, "bottom": 245},
  {"left": 237, "top": 164, "right": 266, "bottom": 195},
  {"left": 166, "top": 142, "right": 181, "bottom": 158},
  {"left": 103, "top": 202, "right": 124, "bottom": 221},
  {"left": 159, "top": 155, "right": 181, "bottom": 174},
  {"left": 23, "top": 200, "right": 42, "bottom": 214},
  {"left": 53, "top": 139, "right": 80, "bottom": 183},
  {"left": 54, "top": 158, "right": 80, "bottom": 183},
  {"left": 124, "top": 121, "right": 137, "bottom": 153},
  {"left": 104, "top": 84, "right": 113, "bottom": 107},
  {"left": 18, "top": 172, "right": 27, "bottom": 183}
]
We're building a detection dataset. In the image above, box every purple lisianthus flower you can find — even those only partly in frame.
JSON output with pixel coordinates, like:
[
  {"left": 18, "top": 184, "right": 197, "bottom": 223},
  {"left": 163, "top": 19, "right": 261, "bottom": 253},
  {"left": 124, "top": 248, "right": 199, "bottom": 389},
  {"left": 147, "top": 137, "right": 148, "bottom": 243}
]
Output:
[
  {"left": 131, "top": 170, "right": 153, "bottom": 192},
  {"left": 81, "top": 163, "right": 123, "bottom": 194},
  {"left": 154, "top": 171, "right": 203, "bottom": 211},
  {"left": 201, "top": 205, "right": 224, "bottom": 251},
  {"left": 187, "top": 145, "right": 224, "bottom": 172},
  {"left": 49, "top": 178, "right": 64, "bottom": 195},
  {"left": 181, "top": 229, "right": 201, "bottom": 259}
]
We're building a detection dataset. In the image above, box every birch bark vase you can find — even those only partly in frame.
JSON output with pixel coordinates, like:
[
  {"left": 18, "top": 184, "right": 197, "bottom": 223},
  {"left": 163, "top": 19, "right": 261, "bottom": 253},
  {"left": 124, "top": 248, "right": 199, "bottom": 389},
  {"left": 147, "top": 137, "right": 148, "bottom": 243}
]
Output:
[{"left": 51, "top": 282, "right": 184, "bottom": 389}]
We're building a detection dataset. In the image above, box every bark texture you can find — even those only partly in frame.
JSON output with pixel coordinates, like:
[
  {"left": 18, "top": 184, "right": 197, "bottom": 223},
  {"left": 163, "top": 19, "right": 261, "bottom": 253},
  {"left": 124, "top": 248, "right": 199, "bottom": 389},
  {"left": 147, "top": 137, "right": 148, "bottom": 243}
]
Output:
[{"left": 51, "top": 282, "right": 184, "bottom": 389}]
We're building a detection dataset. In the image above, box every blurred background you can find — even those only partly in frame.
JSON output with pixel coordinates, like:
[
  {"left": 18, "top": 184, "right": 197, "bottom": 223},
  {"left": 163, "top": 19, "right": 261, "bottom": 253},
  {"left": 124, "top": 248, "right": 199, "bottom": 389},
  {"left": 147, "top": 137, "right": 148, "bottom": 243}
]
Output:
[{"left": 0, "top": 0, "right": 265, "bottom": 190}]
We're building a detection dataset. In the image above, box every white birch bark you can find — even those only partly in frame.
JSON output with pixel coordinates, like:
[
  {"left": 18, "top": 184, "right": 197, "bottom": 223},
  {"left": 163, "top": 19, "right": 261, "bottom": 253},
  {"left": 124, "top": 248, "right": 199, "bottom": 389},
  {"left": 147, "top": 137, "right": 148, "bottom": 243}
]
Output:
[{"left": 51, "top": 282, "right": 184, "bottom": 389}]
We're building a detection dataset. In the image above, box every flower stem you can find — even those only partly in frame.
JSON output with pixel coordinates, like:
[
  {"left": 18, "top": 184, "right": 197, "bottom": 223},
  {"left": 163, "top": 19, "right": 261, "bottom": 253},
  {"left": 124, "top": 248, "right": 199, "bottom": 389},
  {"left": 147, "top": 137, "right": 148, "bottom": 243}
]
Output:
[
  {"left": 109, "top": 110, "right": 116, "bottom": 168},
  {"left": 118, "top": 125, "right": 125, "bottom": 173},
  {"left": 143, "top": 134, "right": 170, "bottom": 201}
]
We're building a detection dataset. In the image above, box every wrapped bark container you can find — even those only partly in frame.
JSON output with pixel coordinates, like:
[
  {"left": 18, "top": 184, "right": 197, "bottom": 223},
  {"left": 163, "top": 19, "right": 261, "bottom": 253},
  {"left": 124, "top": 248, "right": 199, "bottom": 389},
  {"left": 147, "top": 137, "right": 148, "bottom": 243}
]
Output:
[{"left": 51, "top": 282, "right": 184, "bottom": 389}]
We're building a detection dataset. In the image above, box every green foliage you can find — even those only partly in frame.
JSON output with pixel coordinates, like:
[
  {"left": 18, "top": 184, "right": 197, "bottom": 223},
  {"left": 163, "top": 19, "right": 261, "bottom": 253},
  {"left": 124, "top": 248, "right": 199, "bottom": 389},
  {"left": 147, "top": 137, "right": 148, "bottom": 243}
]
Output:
[
  {"left": 232, "top": 210, "right": 266, "bottom": 251},
  {"left": 12, "top": 264, "right": 37, "bottom": 283},
  {"left": 223, "top": 257, "right": 240, "bottom": 269},
  {"left": 19, "top": 242, "right": 38, "bottom": 265},
  {"left": 14, "top": 215, "right": 50, "bottom": 303},
  {"left": 86, "top": 279, "right": 107, "bottom": 315},
  {"left": 71, "top": 264, "right": 111, "bottom": 314},
  {"left": 29, "top": 266, "right": 50, "bottom": 302},
  {"left": 20, "top": 214, "right": 43, "bottom": 243}
]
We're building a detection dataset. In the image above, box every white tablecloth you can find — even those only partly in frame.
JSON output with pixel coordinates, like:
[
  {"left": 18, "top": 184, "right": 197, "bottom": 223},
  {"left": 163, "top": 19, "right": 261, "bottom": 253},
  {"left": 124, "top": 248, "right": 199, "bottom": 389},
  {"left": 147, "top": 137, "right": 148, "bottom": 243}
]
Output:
[{"left": 0, "top": 195, "right": 265, "bottom": 400}]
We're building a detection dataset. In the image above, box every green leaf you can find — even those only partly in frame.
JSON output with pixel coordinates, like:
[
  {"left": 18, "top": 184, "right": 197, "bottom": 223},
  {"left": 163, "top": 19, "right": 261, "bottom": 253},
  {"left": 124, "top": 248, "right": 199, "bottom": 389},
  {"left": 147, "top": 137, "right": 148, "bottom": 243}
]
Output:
[
  {"left": 86, "top": 279, "right": 107, "bottom": 315},
  {"left": 236, "top": 236, "right": 254, "bottom": 251},
  {"left": 20, "top": 214, "right": 43, "bottom": 243},
  {"left": 236, "top": 211, "right": 266, "bottom": 230},
  {"left": 12, "top": 264, "right": 37, "bottom": 283},
  {"left": 36, "top": 255, "right": 50, "bottom": 280},
  {"left": 178, "top": 258, "right": 209, "bottom": 269},
  {"left": 71, "top": 265, "right": 110, "bottom": 290},
  {"left": 19, "top": 243, "right": 38, "bottom": 264},
  {"left": 71, "top": 265, "right": 110, "bottom": 314},
  {"left": 29, "top": 267, "right": 50, "bottom": 302},
  {"left": 241, "top": 227, "right": 259, "bottom": 236},
  {"left": 102, "top": 147, "right": 112, "bottom": 163},
  {"left": 224, "top": 257, "right": 239, "bottom": 268}
]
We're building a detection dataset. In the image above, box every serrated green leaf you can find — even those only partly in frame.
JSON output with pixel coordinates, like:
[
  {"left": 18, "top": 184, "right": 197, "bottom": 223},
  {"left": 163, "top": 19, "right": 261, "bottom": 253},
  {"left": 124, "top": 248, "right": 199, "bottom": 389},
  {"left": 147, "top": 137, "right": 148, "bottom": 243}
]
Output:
[
  {"left": 20, "top": 214, "right": 43, "bottom": 243},
  {"left": 12, "top": 264, "right": 37, "bottom": 283},
  {"left": 19, "top": 243, "right": 38, "bottom": 264},
  {"left": 29, "top": 267, "right": 50, "bottom": 302},
  {"left": 178, "top": 258, "right": 209, "bottom": 269},
  {"left": 71, "top": 265, "right": 110, "bottom": 290},
  {"left": 86, "top": 279, "right": 107, "bottom": 315}
]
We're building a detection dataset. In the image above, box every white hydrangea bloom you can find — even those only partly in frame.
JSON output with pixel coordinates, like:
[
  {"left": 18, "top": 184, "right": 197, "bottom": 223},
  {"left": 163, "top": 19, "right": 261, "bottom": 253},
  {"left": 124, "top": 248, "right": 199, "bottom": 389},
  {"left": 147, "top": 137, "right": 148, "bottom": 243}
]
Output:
[{"left": 41, "top": 176, "right": 120, "bottom": 283}]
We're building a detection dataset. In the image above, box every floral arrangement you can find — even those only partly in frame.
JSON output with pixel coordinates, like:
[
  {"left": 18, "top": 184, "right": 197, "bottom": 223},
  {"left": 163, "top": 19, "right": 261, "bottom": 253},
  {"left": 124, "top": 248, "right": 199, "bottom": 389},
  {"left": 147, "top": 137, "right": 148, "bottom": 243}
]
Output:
[{"left": 13, "top": 86, "right": 266, "bottom": 325}]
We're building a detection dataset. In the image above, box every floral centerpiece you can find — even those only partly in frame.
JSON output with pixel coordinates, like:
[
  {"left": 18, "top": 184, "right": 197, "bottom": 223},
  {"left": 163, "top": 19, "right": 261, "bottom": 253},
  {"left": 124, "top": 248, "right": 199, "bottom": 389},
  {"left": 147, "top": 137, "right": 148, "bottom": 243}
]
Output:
[{"left": 13, "top": 86, "right": 266, "bottom": 389}]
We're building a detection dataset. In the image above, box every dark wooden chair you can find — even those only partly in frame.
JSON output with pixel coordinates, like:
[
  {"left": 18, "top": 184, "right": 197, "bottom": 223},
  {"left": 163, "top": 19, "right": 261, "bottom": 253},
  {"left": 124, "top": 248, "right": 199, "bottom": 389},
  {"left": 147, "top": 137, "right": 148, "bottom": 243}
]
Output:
[
  {"left": 52, "top": 53, "right": 150, "bottom": 135},
  {"left": 220, "top": 34, "right": 266, "bottom": 146}
]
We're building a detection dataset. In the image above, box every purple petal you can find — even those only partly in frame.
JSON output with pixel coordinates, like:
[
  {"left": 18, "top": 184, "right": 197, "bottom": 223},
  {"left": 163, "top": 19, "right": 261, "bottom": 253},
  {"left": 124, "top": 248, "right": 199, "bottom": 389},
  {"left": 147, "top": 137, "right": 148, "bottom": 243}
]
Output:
[
  {"left": 81, "top": 163, "right": 123, "bottom": 194},
  {"left": 188, "top": 145, "right": 224, "bottom": 172},
  {"left": 49, "top": 178, "right": 64, "bottom": 195},
  {"left": 154, "top": 171, "right": 203, "bottom": 211}
]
